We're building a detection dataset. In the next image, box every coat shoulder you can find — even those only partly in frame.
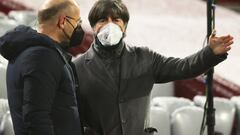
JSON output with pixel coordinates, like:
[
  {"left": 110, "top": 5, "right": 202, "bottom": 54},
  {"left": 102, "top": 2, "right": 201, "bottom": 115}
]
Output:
[
  {"left": 73, "top": 47, "right": 93, "bottom": 67},
  {"left": 125, "top": 44, "right": 154, "bottom": 57}
]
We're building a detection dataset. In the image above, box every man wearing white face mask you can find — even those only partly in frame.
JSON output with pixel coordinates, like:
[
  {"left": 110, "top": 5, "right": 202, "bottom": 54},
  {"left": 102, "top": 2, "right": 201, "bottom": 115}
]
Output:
[
  {"left": 73, "top": 0, "right": 234, "bottom": 135},
  {"left": 97, "top": 23, "right": 123, "bottom": 46}
]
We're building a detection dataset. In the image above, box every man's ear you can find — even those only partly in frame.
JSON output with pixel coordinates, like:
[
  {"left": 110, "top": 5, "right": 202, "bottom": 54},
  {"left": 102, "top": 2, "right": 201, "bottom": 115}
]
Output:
[
  {"left": 58, "top": 15, "right": 65, "bottom": 29},
  {"left": 92, "top": 25, "right": 98, "bottom": 34}
]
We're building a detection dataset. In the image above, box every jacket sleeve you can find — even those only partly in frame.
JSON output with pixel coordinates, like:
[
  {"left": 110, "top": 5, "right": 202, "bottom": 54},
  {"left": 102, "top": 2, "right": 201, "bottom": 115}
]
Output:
[
  {"left": 152, "top": 46, "right": 227, "bottom": 83},
  {"left": 21, "top": 47, "right": 61, "bottom": 135}
]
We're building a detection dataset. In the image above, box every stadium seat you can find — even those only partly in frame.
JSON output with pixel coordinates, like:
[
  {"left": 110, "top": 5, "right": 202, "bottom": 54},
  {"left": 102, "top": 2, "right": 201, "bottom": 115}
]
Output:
[
  {"left": 0, "top": 111, "right": 14, "bottom": 135},
  {"left": 0, "top": 12, "right": 7, "bottom": 19},
  {"left": 194, "top": 96, "right": 236, "bottom": 135},
  {"left": 171, "top": 106, "right": 207, "bottom": 135},
  {"left": 0, "top": 99, "right": 9, "bottom": 120},
  {"left": 149, "top": 106, "right": 170, "bottom": 135},
  {"left": 0, "top": 18, "right": 18, "bottom": 37},
  {"left": 0, "top": 56, "right": 8, "bottom": 99},
  {"left": 8, "top": 10, "right": 37, "bottom": 26},
  {"left": 231, "top": 96, "right": 240, "bottom": 135},
  {"left": 151, "top": 97, "right": 194, "bottom": 115}
]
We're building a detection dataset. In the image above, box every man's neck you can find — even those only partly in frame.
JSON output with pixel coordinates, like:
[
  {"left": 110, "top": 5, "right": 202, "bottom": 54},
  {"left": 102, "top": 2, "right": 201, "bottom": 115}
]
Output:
[
  {"left": 93, "top": 38, "right": 125, "bottom": 59},
  {"left": 37, "top": 25, "right": 61, "bottom": 44}
]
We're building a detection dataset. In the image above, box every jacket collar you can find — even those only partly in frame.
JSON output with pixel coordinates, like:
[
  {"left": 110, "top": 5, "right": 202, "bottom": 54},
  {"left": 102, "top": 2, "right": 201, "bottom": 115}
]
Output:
[
  {"left": 82, "top": 43, "right": 135, "bottom": 95},
  {"left": 85, "top": 42, "right": 134, "bottom": 61},
  {"left": 93, "top": 39, "right": 125, "bottom": 59},
  {"left": 54, "top": 44, "right": 72, "bottom": 62}
]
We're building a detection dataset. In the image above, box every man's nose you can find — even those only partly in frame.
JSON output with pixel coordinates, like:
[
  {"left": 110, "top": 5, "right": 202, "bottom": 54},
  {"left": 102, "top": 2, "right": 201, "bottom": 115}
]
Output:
[{"left": 106, "top": 17, "right": 113, "bottom": 23}]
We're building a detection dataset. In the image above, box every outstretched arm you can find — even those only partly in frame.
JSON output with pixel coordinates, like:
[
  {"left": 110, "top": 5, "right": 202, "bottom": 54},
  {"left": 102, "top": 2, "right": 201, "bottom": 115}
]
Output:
[{"left": 152, "top": 33, "right": 234, "bottom": 83}]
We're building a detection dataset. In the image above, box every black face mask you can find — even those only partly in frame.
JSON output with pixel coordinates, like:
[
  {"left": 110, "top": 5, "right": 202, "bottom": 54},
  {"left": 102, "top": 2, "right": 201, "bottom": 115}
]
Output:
[
  {"left": 69, "top": 24, "right": 85, "bottom": 48},
  {"left": 61, "top": 24, "right": 85, "bottom": 50}
]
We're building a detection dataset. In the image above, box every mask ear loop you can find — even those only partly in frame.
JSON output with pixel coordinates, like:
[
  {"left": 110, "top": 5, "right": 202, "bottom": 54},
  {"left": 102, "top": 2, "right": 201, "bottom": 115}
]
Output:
[
  {"left": 62, "top": 29, "right": 71, "bottom": 40},
  {"left": 92, "top": 24, "right": 99, "bottom": 41},
  {"left": 62, "top": 18, "right": 74, "bottom": 40},
  {"left": 65, "top": 18, "right": 75, "bottom": 29},
  {"left": 122, "top": 22, "right": 128, "bottom": 38}
]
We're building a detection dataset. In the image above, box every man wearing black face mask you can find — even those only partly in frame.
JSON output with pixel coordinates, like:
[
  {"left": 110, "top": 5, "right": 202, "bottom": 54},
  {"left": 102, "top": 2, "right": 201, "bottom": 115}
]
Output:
[
  {"left": 61, "top": 15, "right": 85, "bottom": 49},
  {"left": 0, "top": 0, "right": 84, "bottom": 135},
  {"left": 74, "top": 0, "right": 234, "bottom": 135}
]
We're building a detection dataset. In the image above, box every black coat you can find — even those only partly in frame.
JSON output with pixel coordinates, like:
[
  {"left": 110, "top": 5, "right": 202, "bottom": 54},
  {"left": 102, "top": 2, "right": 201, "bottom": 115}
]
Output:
[
  {"left": 0, "top": 26, "right": 83, "bottom": 135},
  {"left": 74, "top": 42, "right": 226, "bottom": 135}
]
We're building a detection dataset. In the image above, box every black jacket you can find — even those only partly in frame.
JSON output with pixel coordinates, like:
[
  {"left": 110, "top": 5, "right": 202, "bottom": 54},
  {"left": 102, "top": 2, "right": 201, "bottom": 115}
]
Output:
[
  {"left": 0, "top": 26, "right": 83, "bottom": 135},
  {"left": 74, "top": 42, "right": 226, "bottom": 135}
]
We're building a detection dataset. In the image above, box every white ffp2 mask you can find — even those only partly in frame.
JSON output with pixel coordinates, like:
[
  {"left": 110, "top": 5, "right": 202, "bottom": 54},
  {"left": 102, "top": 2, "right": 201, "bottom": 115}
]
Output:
[{"left": 97, "top": 23, "right": 123, "bottom": 46}]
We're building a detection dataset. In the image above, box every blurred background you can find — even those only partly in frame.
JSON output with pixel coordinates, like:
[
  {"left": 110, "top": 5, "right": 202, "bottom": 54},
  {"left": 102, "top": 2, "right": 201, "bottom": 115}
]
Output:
[
  {"left": 1, "top": 0, "right": 239, "bottom": 99},
  {"left": 0, "top": 0, "right": 240, "bottom": 135}
]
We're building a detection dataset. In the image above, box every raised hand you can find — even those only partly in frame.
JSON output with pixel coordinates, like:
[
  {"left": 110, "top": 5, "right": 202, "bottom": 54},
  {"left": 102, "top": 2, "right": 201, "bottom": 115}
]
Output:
[{"left": 209, "top": 30, "right": 234, "bottom": 55}]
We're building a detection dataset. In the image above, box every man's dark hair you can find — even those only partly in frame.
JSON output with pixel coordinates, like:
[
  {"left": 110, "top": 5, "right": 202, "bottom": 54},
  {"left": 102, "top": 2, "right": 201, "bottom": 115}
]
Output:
[
  {"left": 88, "top": 0, "right": 130, "bottom": 27},
  {"left": 38, "top": 1, "right": 72, "bottom": 23}
]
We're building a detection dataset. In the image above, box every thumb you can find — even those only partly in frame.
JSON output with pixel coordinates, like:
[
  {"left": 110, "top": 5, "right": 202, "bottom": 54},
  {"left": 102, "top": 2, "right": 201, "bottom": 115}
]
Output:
[{"left": 210, "top": 29, "right": 216, "bottom": 38}]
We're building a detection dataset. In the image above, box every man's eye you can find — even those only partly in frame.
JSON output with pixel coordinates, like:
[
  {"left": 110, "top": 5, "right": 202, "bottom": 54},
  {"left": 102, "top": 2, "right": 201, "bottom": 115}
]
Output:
[
  {"left": 98, "top": 19, "right": 106, "bottom": 23},
  {"left": 115, "top": 19, "right": 122, "bottom": 22}
]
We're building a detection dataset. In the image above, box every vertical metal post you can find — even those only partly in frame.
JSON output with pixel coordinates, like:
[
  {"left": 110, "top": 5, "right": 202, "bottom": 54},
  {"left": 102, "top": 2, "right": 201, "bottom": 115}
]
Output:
[{"left": 206, "top": 0, "right": 216, "bottom": 135}]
